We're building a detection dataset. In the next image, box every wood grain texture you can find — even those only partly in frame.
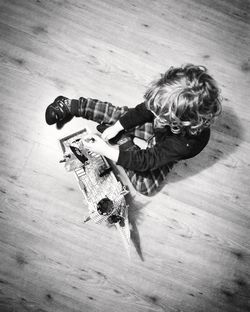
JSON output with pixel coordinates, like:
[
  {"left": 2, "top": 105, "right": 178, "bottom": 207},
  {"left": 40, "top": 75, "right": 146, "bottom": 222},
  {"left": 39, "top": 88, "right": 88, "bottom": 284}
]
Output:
[{"left": 0, "top": 0, "right": 249, "bottom": 311}]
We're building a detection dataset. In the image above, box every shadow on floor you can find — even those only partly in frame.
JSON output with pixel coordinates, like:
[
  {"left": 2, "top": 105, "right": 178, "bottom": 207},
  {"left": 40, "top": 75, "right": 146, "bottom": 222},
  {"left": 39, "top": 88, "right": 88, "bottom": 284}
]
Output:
[
  {"left": 125, "top": 106, "right": 244, "bottom": 261},
  {"left": 166, "top": 105, "right": 244, "bottom": 185},
  {"left": 126, "top": 194, "right": 151, "bottom": 262}
]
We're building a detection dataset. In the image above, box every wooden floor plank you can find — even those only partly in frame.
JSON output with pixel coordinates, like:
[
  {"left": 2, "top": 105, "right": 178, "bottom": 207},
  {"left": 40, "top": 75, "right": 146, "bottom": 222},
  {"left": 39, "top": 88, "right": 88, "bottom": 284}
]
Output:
[{"left": 0, "top": 0, "right": 249, "bottom": 311}]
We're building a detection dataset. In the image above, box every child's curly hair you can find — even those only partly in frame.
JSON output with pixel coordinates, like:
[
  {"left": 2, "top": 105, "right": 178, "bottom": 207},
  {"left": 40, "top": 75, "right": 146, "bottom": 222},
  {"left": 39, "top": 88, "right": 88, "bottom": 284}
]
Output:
[{"left": 144, "top": 64, "right": 222, "bottom": 135}]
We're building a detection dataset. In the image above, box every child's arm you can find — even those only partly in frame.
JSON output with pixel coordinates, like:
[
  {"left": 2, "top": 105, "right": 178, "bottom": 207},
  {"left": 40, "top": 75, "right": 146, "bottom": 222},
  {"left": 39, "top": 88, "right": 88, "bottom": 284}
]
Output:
[
  {"left": 83, "top": 134, "right": 187, "bottom": 171},
  {"left": 82, "top": 128, "right": 210, "bottom": 172},
  {"left": 117, "top": 129, "right": 210, "bottom": 172},
  {"left": 119, "top": 102, "right": 154, "bottom": 130},
  {"left": 82, "top": 134, "right": 119, "bottom": 163},
  {"left": 101, "top": 102, "right": 154, "bottom": 142}
]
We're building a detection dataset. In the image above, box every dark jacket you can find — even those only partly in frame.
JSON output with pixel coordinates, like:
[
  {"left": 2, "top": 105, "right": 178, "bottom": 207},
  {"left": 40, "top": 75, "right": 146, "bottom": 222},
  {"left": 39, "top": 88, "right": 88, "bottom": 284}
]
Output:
[{"left": 117, "top": 103, "right": 210, "bottom": 172}]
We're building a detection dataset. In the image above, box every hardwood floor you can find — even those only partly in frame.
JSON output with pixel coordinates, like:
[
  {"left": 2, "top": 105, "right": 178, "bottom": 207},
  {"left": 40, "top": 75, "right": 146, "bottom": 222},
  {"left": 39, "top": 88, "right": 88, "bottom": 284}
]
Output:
[{"left": 0, "top": 0, "right": 249, "bottom": 311}]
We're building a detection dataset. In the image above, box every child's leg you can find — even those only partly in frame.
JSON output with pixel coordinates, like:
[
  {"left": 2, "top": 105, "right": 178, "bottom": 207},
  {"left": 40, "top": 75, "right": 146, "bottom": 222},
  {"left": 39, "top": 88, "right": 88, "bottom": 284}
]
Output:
[
  {"left": 70, "top": 97, "right": 129, "bottom": 125},
  {"left": 45, "top": 96, "right": 129, "bottom": 126},
  {"left": 125, "top": 163, "right": 174, "bottom": 196}
]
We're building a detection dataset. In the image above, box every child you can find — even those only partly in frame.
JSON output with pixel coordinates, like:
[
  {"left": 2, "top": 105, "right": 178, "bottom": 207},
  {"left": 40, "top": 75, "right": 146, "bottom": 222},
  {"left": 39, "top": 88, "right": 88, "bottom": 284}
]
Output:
[{"left": 45, "top": 64, "right": 222, "bottom": 196}]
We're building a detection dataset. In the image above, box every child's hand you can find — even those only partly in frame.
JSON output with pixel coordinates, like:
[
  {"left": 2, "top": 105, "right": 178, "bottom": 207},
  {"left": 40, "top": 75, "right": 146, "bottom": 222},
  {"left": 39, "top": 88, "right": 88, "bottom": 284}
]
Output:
[
  {"left": 82, "top": 134, "right": 119, "bottom": 162},
  {"left": 101, "top": 120, "right": 124, "bottom": 142},
  {"left": 82, "top": 134, "right": 107, "bottom": 155}
]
